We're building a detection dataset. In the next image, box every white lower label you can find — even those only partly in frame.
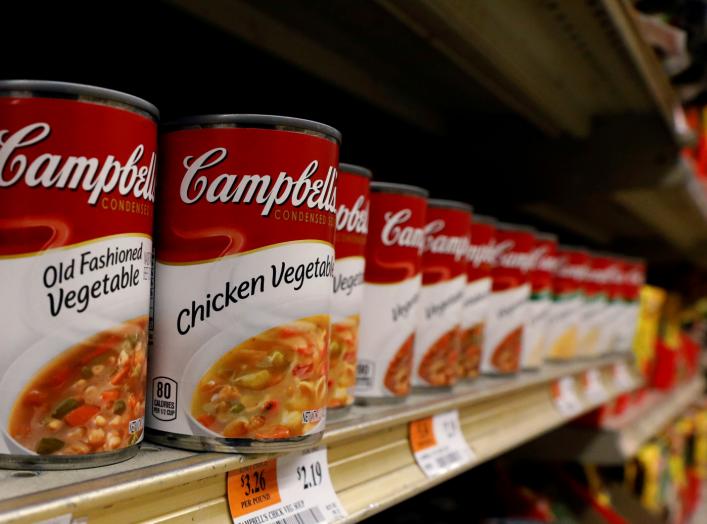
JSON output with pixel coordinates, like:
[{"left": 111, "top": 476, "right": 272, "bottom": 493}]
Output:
[
  {"left": 227, "top": 447, "right": 346, "bottom": 524},
  {"left": 480, "top": 284, "right": 530, "bottom": 374},
  {"left": 582, "top": 369, "right": 608, "bottom": 404},
  {"left": 613, "top": 361, "right": 635, "bottom": 392},
  {"left": 551, "top": 376, "right": 582, "bottom": 416},
  {"left": 521, "top": 295, "right": 552, "bottom": 369},
  {"left": 409, "top": 410, "right": 475, "bottom": 478}
]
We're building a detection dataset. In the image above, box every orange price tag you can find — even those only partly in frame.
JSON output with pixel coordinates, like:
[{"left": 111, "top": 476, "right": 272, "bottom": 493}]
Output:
[
  {"left": 410, "top": 416, "right": 437, "bottom": 452},
  {"left": 227, "top": 459, "right": 281, "bottom": 518}
]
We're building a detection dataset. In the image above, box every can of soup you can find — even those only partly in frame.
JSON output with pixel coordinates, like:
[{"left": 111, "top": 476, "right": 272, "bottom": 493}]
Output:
[
  {"left": 459, "top": 215, "right": 495, "bottom": 380},
  {"left": 0, "top": 80, "right": 158, "bottom": 469},
  {"left": 614, "top": 257, "right": 645, "bottom": 353},
  {"left": 147, "top": 115, "right": 340, "bottom": 452},
  {"left": 480, "top": 223, "right": 534, "bottom": 375},
  {"left": 522, "top": 232, "right": 558, "bottom": 369},
  {"left": 412, "top": 200, "right": 471, "bottom": 390},
  {"left": 355, "top": 182, "right": 427, "bottom": 403},
  {"left": 328, "top": 163, "right": 370, "bottom": 413},
  {"left": 577, "top": 253, "right": 616, "bottom": 358},
  {"left": 545, "top": 246, "right": 589, "bottom": 361}
]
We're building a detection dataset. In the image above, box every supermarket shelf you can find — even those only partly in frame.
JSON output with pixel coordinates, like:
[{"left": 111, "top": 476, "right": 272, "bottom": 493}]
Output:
[
  {"left": 516, "top": 375, "right": 705, "bottom": 465},
  {"left": 166, "top": 0, "right": 690, "bottom": 144},
  {"left": 0, "top": 354, "right": 638, "bottom": 523}
]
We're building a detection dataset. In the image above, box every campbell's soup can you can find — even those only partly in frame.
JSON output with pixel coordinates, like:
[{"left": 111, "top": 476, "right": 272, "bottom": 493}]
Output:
[
  {"left": 614, "top": 257, "right": 645, "bottom": 353},
  {"left": 459, "top": 215, "right": 495, "bottom": 380},
  {"left": 147, "top": 115, "right": 340, "bottom": 452},
  {"left": 545, "top": 247, "right": 589, "bottom": 361},
  {"left": 480, "top": 223, "right": 534, "bottom": 375},
  {"left": 522, "top": 232, "right": 558, "bottom": 369},
  {"left": 355, "top": 182, "right": 427, "bottom": 403},
  {"left": 328, "top": 163, "right": 370, "bottom": 412},
  {"left": 0, "top": 81, "right": 158, "bottom": 469},
  {"left": 412, "top": 200, "right": 471, "bottom": 389},
  {"left": 579, "top": 253, "right": 621, "bottom": 357}
]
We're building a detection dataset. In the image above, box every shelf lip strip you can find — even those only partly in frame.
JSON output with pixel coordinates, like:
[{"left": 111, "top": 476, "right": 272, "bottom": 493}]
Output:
[{"left": 0, "top": 353, "right": 634, "bottom": 522}]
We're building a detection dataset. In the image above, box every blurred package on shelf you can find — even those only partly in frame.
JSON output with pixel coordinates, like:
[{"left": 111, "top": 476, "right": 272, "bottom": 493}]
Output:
[{"left": 633, "top": 285, "right": 666, "bottom": 379}]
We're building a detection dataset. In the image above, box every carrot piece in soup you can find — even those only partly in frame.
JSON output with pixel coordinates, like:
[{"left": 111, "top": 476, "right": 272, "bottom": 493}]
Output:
[
  {"left": 24, "top": 389, "right": 47, "bottom": 407},
  {"left": 64, "top": 405, "right": 100, "bottom": 426},
  {"left": 101, "top": 390, "right": 121, "bottom": 402},
  {"left": 197, "top": 414, "right": 215, "bottom": 428},
  {"left": 110, "top": 365, "right": 131, "bottom": 385}
]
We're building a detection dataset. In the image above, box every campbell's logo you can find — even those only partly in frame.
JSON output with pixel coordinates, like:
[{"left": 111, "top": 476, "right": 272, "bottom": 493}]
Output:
[
  {"left": 0, "top": 122, "right": 156, "bottom": 205},
  {"left": 496, "top": 239, "right": 535, "bottom": 272},
  {"left": 623, "top": 267, "right": 644, "bottom": 287},
  {"left": 179, "top": 147, "right": 337, "bottom": 216},
  {"left": 336, "top": 195, "right": 368, "bottom": 234},
  {"left": 533, "top": 246, "right": 559, "bottom": 273},
  {"left": 381, "top": 208, "right": 425, "bottom": 253},
  {"left": 586, "top": 265, "right": 621, "bottom": 285},
  {"left": 423, "top": 219, "right": 468, "bottom": 261},
  {"left": 466, "top": 241, "right": 496, "bottom": 267},
  {"left": 557, "top": 262, "right": 588, "bottom": 281}
]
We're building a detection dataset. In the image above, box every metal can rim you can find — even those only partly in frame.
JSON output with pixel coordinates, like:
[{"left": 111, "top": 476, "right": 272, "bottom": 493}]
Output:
[
  {"left": 0, "top": 79, "right": 159, "bottom": 120},
  {"left": 162, "top": 113, "right": 341, "bottom": 143},
  {"left": 535, "top": 231, "right": 558, "bottom": 242},
  {"left": 370, "top": 181, "right": 428, "bottom": 198},
  {"left": 427, "top": 198, "right": 472, "bottom": 212},
  {"left": 495, "top": 221, "right": 536, "bottom": 233},
  {"left": 339, "top": 163, "right": 372, "bottom": 179},
  {"left": 473, "top": 214, "right": 496, "bottom": 225}
]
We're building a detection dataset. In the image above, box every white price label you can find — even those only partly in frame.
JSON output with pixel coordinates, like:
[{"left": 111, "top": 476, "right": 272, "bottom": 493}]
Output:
[
  {"left": 227, "top": 447, "right": 346, "bottom": 524},
  {"left": 582, "top": 368, "right": 608, "bottom": 404},
  {"left": 551, "top": 376, "right": 582, "bottom": 416},
  {"left": 613, "top": 361, "right": 635, "bottom": 392},
  {"left": 409, "top": 410, "right": 475, "bottom": 478}
]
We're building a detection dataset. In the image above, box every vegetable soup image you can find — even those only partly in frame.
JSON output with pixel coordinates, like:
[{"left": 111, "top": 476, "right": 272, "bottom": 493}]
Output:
[
  {"left": 458, "top": 323, "right": 483, "bottom": 379},
  {"left": 191, "top": 314, "right": 329, "bottom": 439},
  {"left": 384, "top": 334, "right": 414, "bottom": 396},
  {"left": 327, "top": 314, "right": 358, "bottom": 408},
  {"left": 418, "top": 328, "right": 459, "bottom": 387},
  {"left": 9, "top": 316, "right": 148, "bottom": 455}
]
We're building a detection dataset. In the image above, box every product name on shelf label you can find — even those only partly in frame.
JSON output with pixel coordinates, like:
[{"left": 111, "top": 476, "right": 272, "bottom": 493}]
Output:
[
  {"left": 227, "top": 447, "right": 346, "bottom": 524},
  {"left": 409, "top": 410, "right": 475, "bottom": 478},
  {"left": 613, "top": 361, "right": 635, "bottom": 392},
  {"left": 582, "top": 368, "right": 608, "bottom": 404},
  {"left": 551, "top": 376, "right": 582, "bottom": 417}
]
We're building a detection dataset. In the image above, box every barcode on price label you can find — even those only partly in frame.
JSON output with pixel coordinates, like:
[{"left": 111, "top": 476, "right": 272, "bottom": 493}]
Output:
[
  {"left": 409, "top": 410, "right": 475, "bottom": 478},
  {"left": 272, "top": 506, "right": 325, "bottom": 524},
  {"left": 227, "top": 448, "right": 346, "bottom": 524}
]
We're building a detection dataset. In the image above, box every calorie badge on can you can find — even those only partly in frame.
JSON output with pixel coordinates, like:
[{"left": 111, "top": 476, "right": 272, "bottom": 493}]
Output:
[
  {"left": 328, "top": 163, "right": 371, "bottom": 411},
  {"left": 480, "top": 223, "right": 534, "bottom": 375},
  {"left": 355, "top": 182, "right": 428, "bottom": 403},
  {"left": 459, "top": 215, "right": 495, "bottom": 380},
  {"left": 147, "top": 114, "right": 340, "bottom": 452},
  {"left": 0, "top": 80, "right": 158, "bottom": 468},
  {"left": 412, "top": 200, "right": 471, "bottom": 389}
]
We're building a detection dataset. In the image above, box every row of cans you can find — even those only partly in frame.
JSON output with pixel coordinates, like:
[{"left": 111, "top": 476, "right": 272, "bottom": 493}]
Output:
[{"left": 0, "top": 80, "right": 644, "bottom": 469}]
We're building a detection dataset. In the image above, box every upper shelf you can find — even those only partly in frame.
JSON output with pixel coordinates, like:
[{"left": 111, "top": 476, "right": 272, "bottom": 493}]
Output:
[
  {"left": 0, "top": 354, "right": 637, "bottom": 523},
  {"left": 166, "top": 0, "right": 692, "bottom": 145}
]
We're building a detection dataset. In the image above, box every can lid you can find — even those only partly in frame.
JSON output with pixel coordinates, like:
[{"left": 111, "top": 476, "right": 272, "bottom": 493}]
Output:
[
  {"left": 163, "top": 113, "right": 341, "bottom": 142},
  {"left": 370, "top": 181, "right": 429, "bottom": 197},
  {"left": 535, "top": 231, "right": 558, "bottom": 242},
  {"left": 495, "top": 221, "right": 536, "bottom": 233},
  {"left": 0, "top": 80, "right": 159, "bottom": 119},
  {"left": 473, "top": 214, "right": 496, "bottom": 225},
  {"left": 339, "top": 163, "right": 372, "bottom": 178},
  {"left": 427, "top": 198, "right": 472, "bottom": 212}
]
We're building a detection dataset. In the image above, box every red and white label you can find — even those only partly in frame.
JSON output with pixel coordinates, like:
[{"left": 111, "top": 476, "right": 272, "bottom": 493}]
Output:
[
  {"left": 328, "top": 167, "right": 370, "bottom": 409},
  {"left": 459, "top": 220, "right": 494, "bottom": 379},
  {"left": 480, "top": 227, "right": 534, "bottom": 374},
  {"left": 356, "top": 189, "right": 426, "bottom": 399},
  {"left": 148, "top": 126, "right": 338, "bottom": 441},
  {"left": 0, "top": 96, "right": 156, "bottom": 457},
  {"left": 412, "top": 206, "right": 470, "bottom": 388}
]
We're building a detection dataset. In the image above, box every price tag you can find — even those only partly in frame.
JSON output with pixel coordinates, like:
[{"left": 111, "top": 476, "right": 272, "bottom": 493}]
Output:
[
  {"left": 551, "top": 376, "right": 582, "bottom": 416},
  {"left": 227, "top": 447, "right": 346, "bottom": 524},
  {"left": 409, "top": 410, "right": 475, "bottom": 478},
  {"left": 613, "top": 361, "right": 634, "bottom": 392},
  {"left": 582, "top": 368, "right": 608, "bottom": 404}
]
